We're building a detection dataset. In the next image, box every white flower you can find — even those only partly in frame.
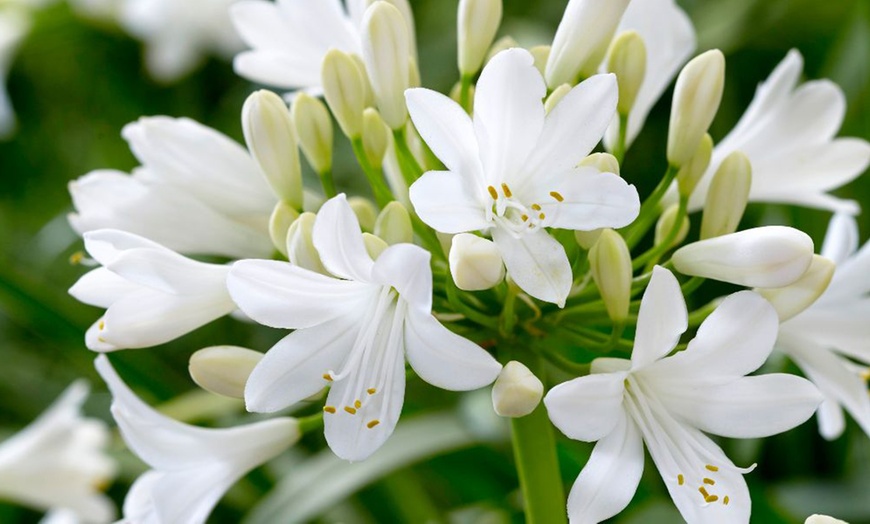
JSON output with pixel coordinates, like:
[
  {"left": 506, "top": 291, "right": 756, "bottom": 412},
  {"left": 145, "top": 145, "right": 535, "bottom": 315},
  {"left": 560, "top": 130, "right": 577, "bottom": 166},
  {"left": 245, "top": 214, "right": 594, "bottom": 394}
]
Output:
[
  {"left": 0, "top": 381, "right": 116, "bottom": 523},
  {"left": 227, "top": 194, "right": 501, "bottom": 461},
  {"left": 68, "top": 116, "right": 277, "bottom": 259},
  {"left": 95, "top": 355, "right": 300, "bottom": 524},
  {"left": 544, "top": 266, "right": 821, "bottom": 524},
  {"left": 687, "top": 50, "right": 870, "bottom": 214},
  {"left": 0, "top": 6, "right": 31, "bottom": 139},
  {"left": 776, "top": 213, "right": 870, "bottom": 439},
  {"left": 406, "top": 49, "right": 639, "bottom": 306},
  {"left": 69, "top": 229, "right": 236, "bottom": 351}
]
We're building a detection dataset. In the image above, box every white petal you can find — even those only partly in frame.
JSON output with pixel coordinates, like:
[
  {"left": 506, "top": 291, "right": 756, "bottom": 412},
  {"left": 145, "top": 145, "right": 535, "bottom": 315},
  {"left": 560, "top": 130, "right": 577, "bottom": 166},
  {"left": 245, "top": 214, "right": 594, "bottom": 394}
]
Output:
[
  {"left": 820, "top": 213, "right": 858, "bottom": 265},
  {"left": 631, "top": 266, "right": 688, "bottom": 369},
  {"left": 537, "top": 168, "right": 640, "bottom": 231},
  {"left": 491, "top": 227, "right": 572, "bottom": 307},
  {"left": 408, "top": 170, "right": 489, "bottom": 234},
  {"left": 233, "top": 50, "right": 321, "bottom": 90},
  {"left": 371, "top": 244, "right": 433, "bottom": 312},
  {"left": 313, "top": 194, "right": 375, "bottom": 282},
  {"left": 69, "top": 268, "right": 140, "bottom": 309},
  {"left": 544, "top": 372, "right": 627, "bottom": 442},
  {"left": 780, "top": 301, "right": 870, "bottom": 363}
]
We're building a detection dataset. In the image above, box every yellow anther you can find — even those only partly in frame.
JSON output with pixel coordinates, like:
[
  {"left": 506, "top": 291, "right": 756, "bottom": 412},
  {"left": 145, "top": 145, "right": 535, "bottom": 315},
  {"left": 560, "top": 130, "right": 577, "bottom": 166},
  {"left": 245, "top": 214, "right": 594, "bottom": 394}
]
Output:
[
  {"left": 550, "top": 191, "right": 564, "bottom": 202},
  {"left": 487, "top": 185, "right": 498, "bottom": 200},
  {"left": 367, "top": 419, "right": 380, "bottom": 429},
  {"left": 706, "top": 495, "right": 719, "bottom": 503},
  {"left": 698, "top": 487, "right": 710, "bottom": 499},
  {"left": 531, "top": 203, "right": 542, "bottom": 211},
  {"left": 501, "top": 183, "right": 513, "bottom": 198},
  {"left": 323, "top": 406, "right": 336, "bottom": 414},
  {"left": 538, "top": 212, "right": 546, "bottom": 220},
  {"left": 860, "top": 369, "right": 870, "bottom": 382},
  {"left": 69, "top": 251, "right": 84, "bottom": 265},
  {"left": 354, "top": 399, "right": 362, "bottom": 409},
  {"left": 97, "top": 336, "right": 107, "bottom": 343},
  {"left": 723, "top": 496, "right": 730, "bottom": 505},
  {"left": 367, "top": 388, "right": 377, "bottom": 395},
  {"left": 677, "top": 474, "right": 684, "bottom": 486},
  {"left": 344, "top": 406, "right": 357, "bottom": 415},
  {"left": 705, "top": 464, "right": 719, "bottom": 472},
  {"left": 521, "top": 214, "right": 529, "bottom": 222},
  {"left": 703, "top": 478, "right": 715, "bottom": 485},
  {"left": 322, "top": 373, "right": 333, "bottom": 381},
  {"left": 98, "top": 320, "right": 105, "bottom": 331}
]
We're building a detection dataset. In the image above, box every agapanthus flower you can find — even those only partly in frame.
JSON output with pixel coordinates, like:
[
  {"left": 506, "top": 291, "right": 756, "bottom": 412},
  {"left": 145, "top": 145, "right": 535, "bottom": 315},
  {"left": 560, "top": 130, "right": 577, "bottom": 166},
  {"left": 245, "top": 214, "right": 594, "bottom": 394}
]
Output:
[
  {"left": 544, "top": 266, "right": 821, "bottom": 523},
  {"left": 407, "top": 48, "right": 640, "bottom": 306},
  {"left": 228, "top": 194, "right": 501, "bottom": 461}
]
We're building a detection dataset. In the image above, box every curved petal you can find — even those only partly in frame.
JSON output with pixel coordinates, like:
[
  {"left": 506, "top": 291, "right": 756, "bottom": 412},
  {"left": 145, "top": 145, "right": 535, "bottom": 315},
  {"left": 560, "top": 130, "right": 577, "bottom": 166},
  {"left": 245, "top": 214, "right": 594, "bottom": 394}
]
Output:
[
  {"left": 102, "top": 246, "right": 230, "bottom": 296},
  {"left": 820, "top": 213, "right": 858, "bottom": 265},
  {"left": 631, "top": 266, "right": 687, "bottom": 370},
  {"left": 372, "top": 244, "right": 433, "bottom": 312},
  {"left": 537, "top": 168, "right": 640, "bottom": 231},
  {"left": 69, "top": 268, "right": 140, "bottom": 309},
  {"left": 544, "top": 372, "right": 627, "bottom": 442},
  {"left": 491, "top": 228, "right": 571, "bottom": 307},
  {"left": 313, "top": 194, "right": 375, "bottom": 282},
  {"left": 408, "top": 170, "right": 488, "bottom": 234}
]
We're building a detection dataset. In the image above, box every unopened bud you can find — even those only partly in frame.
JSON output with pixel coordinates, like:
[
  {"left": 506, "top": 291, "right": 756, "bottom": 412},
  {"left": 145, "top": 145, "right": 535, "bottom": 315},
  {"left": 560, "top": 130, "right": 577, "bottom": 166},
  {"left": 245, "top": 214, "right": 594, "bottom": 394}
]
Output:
[
  {"left": 757, "top": 255, "right": 835, "bottom": 322},
  {"left": 291, "top": 93, "right": 333, "bottom": 174},
  {"left": 449, "top": 81, "right": 475, "bottom": 112},
  {"left": 362, "top": 1, "right": 411, "bottom": 130},
  {"left": 667, "top": 49, "right": 725, "bottom": 168},
  {"left": 491, "top": 361, "right": 544, "bottom": 417},
  {"left": 607, "top": 30, "right": 647, "bottom": 116},
  {"left": 449, "top": 233, "right": 505, "bottom": 291},
  {"left": 286, "top": 213, "right": 328, "bottom": 275},
  {"left": 672, "top": 226, "right": 814, "bottom": 288},
  {"left": 362, "top": 108, "right": 390, "bottom": 170},
  {"left": 676, "top": 133, "right": 713, "bottom": 198},
  {"left": 242, "top": 90, "right": 303, "bottom": 208},
  {"left": 544, "top": 84, "right": 572, "bottom": 114},
  {"left": 588, "top": 229, "right": 632, "bottom": 323},
  {"left": 655, "top": 204, "right": 690, "bottom": 250},
  {"left": 529, "top": 45, "right": 551, "bottom": 77},
  {"left": 322, "top": 49, "right": 366, "bottom": 138},
  {"left": 269, "top": 201, "right": 301, "bottom": 257},
  {"left": 348, "top": 196, "right": 378, "bottom": 232},
  {"left": 458, "top": 0, "right": 503, "bottom": 77},
  {"left": 700, "top": 151, "right": 752, "bottom": 239},
  {"left": 578, "top": 152, "right": 620, "bottom": 175},
  {"left": 363, "top": 233, "right": 390, "bottom": 260},
  {"left": 189, "top": 346, "right": 263, "bottom": 399},
  {"left": 374, "top": 201, "right": 413, "bottom": 245},
  {"left": 574, "top": 229, "right": 602, "bottom": 250},
  {"left": 485, "top": 36, "right": 519, "bottom": 64}
]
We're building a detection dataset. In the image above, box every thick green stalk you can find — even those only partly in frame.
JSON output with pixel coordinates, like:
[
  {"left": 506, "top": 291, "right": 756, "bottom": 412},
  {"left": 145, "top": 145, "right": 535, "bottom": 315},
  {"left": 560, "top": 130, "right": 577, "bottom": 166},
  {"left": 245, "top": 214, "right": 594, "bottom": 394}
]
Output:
[
  {"left": 317, "top": 168, "right": 337, "bottom": 199},
  {"left": 392, "top": 129, "right": 424, "bottom": 187},
  {"left": 612, "top": 113, "right": 629, "bottom": 164},
  {"left": 459, "top": 74, "right": 474, "bottom": 114},
  {"left": 623, "top": 165, "right": 679, "bottom": 249},
  {"left": 351, "top": 137, "right": 394, "bottom": 208}
]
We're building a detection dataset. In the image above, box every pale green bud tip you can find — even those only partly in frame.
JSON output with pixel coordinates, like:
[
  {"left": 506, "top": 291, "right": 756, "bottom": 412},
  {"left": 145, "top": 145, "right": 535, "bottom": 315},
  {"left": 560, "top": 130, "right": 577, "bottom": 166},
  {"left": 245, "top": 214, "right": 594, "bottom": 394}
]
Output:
[
  {"left": 458, "top": 0, "right": 503, "bottom": 76},
  {"left": 805, "top": 516, "right": 849, "bottom": 524},
  {"left": 655, "top": 203, "right": 690, "bottom": 250},
  {"left": 588, "top": 229, "right": 632, "bottom": 323},
  {"left": 544, "top": 84, "right": 572, "bottom": 114},
  {"left": 189, "top": 346, "right": 263, "bottom": 399},
  {"left": 491, "top": 361, "right": 544, "bottom": 418},
  {"left": 449, "top": 233, "right": 506, "bottom": 291},
  {"left": 608, "top": 30, "right": 647, "bottom": 116},
  {"left": 291, "top": 92, "right": 333, "bottom": 174},
  {"left": 362, "top": 108, "right": 390, "bottom": 170},
  {"left": 485, "top": 35, "right": 519, "bottom": 65},
  {"left": 574, "top": 228, "right": 602, "bottom": 250},
  {"left": 362, "top": 1, "right": 411, "bottom": 130},
  {"left": 757, "top": 255, "right": 835, "bottom": 322},
  {"left": 348, "top": 196, "right": 378, "bottom": 232},
  {"left": 700, "top": 150, "right": 752, "bottom": 239},
  {"left": 363, "top": 232, "right": 390, "bottom": 260},
  {"left": 667, "top": 49, "right": 725, "bottom": 168},
  {"left": 269, "top": 201, "right": 301, "bottom": 257},
  {"left": 578, "top": 152, "right": 621, "bottom": 175},
  {"left": 677, "top": 133, "right": 713, "bottom": 198},
  {"left": 322, "top": 49, "right": 366, "bottom": 138},
  {"left": 529, "top": 45, "right": 551, "bottom": 77},
  {"left": 374, "top": 201, "right": 413, "bottom": 245},
  {"left": 242, "top": 90, "right": 303, "bottom": 208},
  {"left": 287, "top": 212, "right": 328, "bottom": 275}
]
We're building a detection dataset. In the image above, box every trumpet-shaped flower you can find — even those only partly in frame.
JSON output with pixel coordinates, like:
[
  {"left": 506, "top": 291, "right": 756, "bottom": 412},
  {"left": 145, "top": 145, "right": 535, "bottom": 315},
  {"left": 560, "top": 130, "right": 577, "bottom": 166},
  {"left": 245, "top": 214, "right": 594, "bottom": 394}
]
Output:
[
  {"left": 776, "top": 213, "right": 870, "bottom": 439},
  {"left": 95, "top": 355, "right": 300, "bottom": 524},
  {"left": 544, "top": 266, "right": 821, "bottom": 524},
  {"left": 69, "top": 229, "right": 236, "bottom": 351},
  {"left": 227, "top": 194, "right": 501, "bottom": 461},
  {"left": 406, "top": 49, "right": 640, "bottom": 306},
  {"left": 0, "top": 381, "right": 116, "bottom": 523}
]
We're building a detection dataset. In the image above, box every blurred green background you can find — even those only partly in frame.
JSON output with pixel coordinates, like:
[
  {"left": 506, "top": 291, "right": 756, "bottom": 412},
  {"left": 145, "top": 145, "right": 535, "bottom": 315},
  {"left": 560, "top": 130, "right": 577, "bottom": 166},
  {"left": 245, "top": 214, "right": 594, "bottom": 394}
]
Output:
[{"left": 0, "top": 0, "right": 867, "bottom": 522}]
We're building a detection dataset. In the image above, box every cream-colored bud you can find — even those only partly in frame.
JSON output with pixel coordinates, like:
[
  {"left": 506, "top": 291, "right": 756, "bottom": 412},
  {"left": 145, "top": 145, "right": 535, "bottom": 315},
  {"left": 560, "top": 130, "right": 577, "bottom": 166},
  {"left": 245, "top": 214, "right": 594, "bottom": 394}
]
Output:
[
  {"left": 362, "top": 2, "right": 411, "bottom": 130},
  {"left": 458, "top": 0, "right": 502, "bottom": 77},
  {"left": 757, "top": 255, "right": 835, "bottom": 322},
  {"left": 322, "top": 49, "right": 367, "bottom": 138},
  {"left": 485, "top": 36, "right": 519, "bottom": 64},
  {"left": 189, "top": 346, "right": 263, "bottom": 399},
  {"left": 351, "top": 53, "right": 376, "bottom": 108},
  {"left": 291, "top": 93, "right": 333, "bottom": 174},
  {"left": 374, "top": 201, "right": 413, "bottom": 245},
  {"left": 408, "top": 56, "right": 421, "bottom": 88},
  {"left": 529, "top": 45, "right": 551, "bottom": 77},
  {"left": 449, "top": 233, "right": 505, "bottom": 291},
  {"left": 348, "top": 196, "right": 378, "bottom": 232},
  {"left": 269, "top": 201, "right": 301, "bottom": 257},
  {"left": 286, "top": 212, "right": 328, "bottom": 275},
  {"left": 362, "top": 108, "right": 390, "bottom": 170},
  {"left": 363, "top": 232, "right": 390, "bottom": 260},
  {"left": 242, "top": 90, "right": 303, "bottom": 208},
  {"left": 805, "top": 516, "right": 849, "bottom": 524},
  {"left": 491, "top": 361, "right": 544, "bottom": 418},
  {"left": 672, "top": 226, "right": 814, "bottom": 288},
  {"left": 667, "top": 49, "right": 725, "bottom": 168},
  {"left": 578, "top": 152, "right": 621, "bottom": 175},
  {"left": 655, "top": 204, "right": 690, "bottom": 250},
  {"left": 676, "top": 133, "right": 713, "bottom": 198},
  {"left": 607, "top": 30, "right": 647, "bottom": 116},
  {"left": 700, "top": 151, "right": 752, "bottom": 239},
  {"left": 544, "top": 84, "right": 572, "bottom": 114},
  {"left": 574, "top": 229, "right": 602, "bottom": 250},
  {"left": 588, "top": 229, "right": 632, "bottom": 323}
]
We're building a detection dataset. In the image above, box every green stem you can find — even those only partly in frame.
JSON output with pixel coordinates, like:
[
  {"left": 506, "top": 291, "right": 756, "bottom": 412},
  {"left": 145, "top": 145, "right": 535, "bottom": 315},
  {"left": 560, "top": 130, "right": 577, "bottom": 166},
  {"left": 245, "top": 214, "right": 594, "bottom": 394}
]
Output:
[
  {"left": 297, "top": 412, "right": 324, "bottom": 434},
  {"left": 688, "top": 299, "right": 720, "bottom": 326},
  {"left": 499, "top": 281, "right": 520, "bottom": 338},
  {"left": 393, "top": 129, "right": 424, "bottom": 188},
  {"left": 351, "top": 137, "right": 394, "bottom": 208},
  {"left": 445, "top": 276, "right": 499, "bottom": 330},
  {"left": 459, "top": 74, "right": 473, "bottom": 114},
  {"left": 317, "top": 168, "right": 337, "bottom": 199},
  {"left": 633, "top": 194, "right": 688, "bottom": 272},
  {"left": 613, "top": 113, "right": 629, "bottom": 164},
  {"left": 623, "top": 164, "right": 679, "bottom": 249}
]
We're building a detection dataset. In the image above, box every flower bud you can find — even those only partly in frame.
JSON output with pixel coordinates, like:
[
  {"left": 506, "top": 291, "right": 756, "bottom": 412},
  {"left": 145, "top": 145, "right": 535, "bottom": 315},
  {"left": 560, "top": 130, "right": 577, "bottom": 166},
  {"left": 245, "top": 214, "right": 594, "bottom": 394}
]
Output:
[
  {"left": 449, "top": 81, "right": 475, "bottom": 112},
  {"left": 655, "top": 203, "right": 689, "bottom": 249},
  {"left": 588, "top": 229, "right": 632, "bottom": 323},
  {"left": 805, "top": 516, "right": 849, "bottom": 524},
  {"left": 458, "top": 0, "right": 503, "bottom": 77},
  {"left": 291, "top": 92, "right": 333, "bottom": 174},
  {"left": 544, "top": 84, "right": 572, "bottom": 114},
  {"left": 545, "top": 0, "right": 631, "bottom": 88},
  {"left": 242, "top": 90, "right": 303, "bottom": 208},
  {"left": 757, "top": 255, "right": 835, "bottom": 322},
  {"left": 667, "top": 50, "right": 725, "bottom": 168},
  {"left": 286, "top": 212, "right": 328, "bottom": 275},
  {"left": 362, "top": 1, "right": 411, "bottom": 130},
  {"left": 607, "top": 30, "right": 647, "bottom": 116},
  {"left": 189, "top": 346, "right": 263, "bottom": 399},
  {"left": 269, "top": 201, "right": 301, "bottom": 257},
  {"left": 574, "top": 229, "right": 602, "bottom": 250},
  {"left": 491, "top": 361, "right": 544, "bottom": 418},
  {"left": 700, "top": 151, "right": 752, "bottom": 239},
  {"left": 529, "top": 45, "right": 551, "bottom": 77},
  {"left": 322, "top": 49, "right": 367, "bottom": 138},
  {"left": 672, "top": 226, "right": 814, "bottom": 288},
  {"left": 676, "top": 133, "right": 713, "bottom": 198},
  {"left": 348, "top": 196, "right": 378, "bottom": 232},
  {"left": 362, "top": 108, "right": 390, "bottom": 170},
  {"left": 578, "top": 152, "right": 620, "bottom": 175},
  {"left": 449, "top": 233, "right": 505, "bottom": 291},
  {"left": 486, "top": 36, "right": 520, "bottom": 64},
  {"left": 363, "top": 232, "right": 390, "bottom": 260},
  {"left": 374, "top": 201, "right": 413, "bottom": 245}
]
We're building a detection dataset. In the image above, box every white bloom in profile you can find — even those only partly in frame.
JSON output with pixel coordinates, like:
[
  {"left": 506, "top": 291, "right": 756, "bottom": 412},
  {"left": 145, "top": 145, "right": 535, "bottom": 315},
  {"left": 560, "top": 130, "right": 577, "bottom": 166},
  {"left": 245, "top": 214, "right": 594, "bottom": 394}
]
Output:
[
  {"left": 687, "top": 50, "right": 870, "bottom": 213},
  {"left": 0, "top": 6, "right": 31, "bottom": 139},
  {"left": 228, "top": 194, "right": 501, "bottom": 461},
  {"left": 406, "top": 49, "right": 639, "bottom": 306},
  {"left": 68, "top": 116, "right": 277, "bottom": 259},
  {"left": 776, "top": 213, "right": 870, "bottom": 439},
  {"left": 0, "top": 381, "right": 116, "bottom": 523},
  {"left": 95, "top": 355, "right": 300, "bottom": 524},
  {"left": 69, "top": 229, "right": 236, "bottom": 351},
  {"left": 544, "top": 266, "right": 821, "bottom": 524}
]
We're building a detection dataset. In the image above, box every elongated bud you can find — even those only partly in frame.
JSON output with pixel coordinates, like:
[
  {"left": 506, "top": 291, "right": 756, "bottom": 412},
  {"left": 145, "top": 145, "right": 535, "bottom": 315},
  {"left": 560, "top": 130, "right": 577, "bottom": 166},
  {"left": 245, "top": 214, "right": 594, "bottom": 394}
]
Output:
[
  {"left": 322, "top": 49, "right": 367, "bottom": 138},
  {"left": 242, "top": 90, "right": 303, "bottom": 208},
  {"left": 351, "top": 53, "right": 376, "bottom": 108},
  {"left": 544, "top": 84, "right": 572, "bottom": 114},
  {"left": 667, "top": 49, "right": 725, "bottom": 168},
  {"left": 529, "top": 45, "right": 551, "bottom": 76},
  {"left": 449, "top": 233, "right": 505, "bottom": 291},
  {"left": 362, "top": 108, "right": 390, "bottom": 170},
  {"left": 757, "top": 255, "right": 835, "bottom": 322},
  {"left": 362, "top": 1, "right": 411, "bottom": 130},
  {"left": 458, "top": 0, "right": 503, "bottom": 77},
  {"left": 805, "top": 516, "right": 849, "bottom": 524},
  {"left": 491, "top": 361, "right": 544, "bottom": 417},
  {"left": 486, "top": 36, "right": 519, "bottom": 65},
  {"left": 189, "top": 346, "right": 263, "bottom": 399},
  {"left": 672, "top": 226, "right": 814, "bottom": 288},
  {"left": 545, "top": 0, "right": 631, "bottom": 88},
  {"left": 269, "top": 201, "right": 301, "bottom": 257},
  {"left": 700, "top": 151, "right": 752, "bottom": 239},
  {"left": 348, "top": 196, "right": 378, "bottom": 232},
  {"left": 374, "top": 201, "right": 413, "bottom": 245},
  {"left": 449, "top": 81, "right": 475, "bottom": 112},
  {"left": 676, "top": 133, "right": 713, "bottom": 198},
  {"left": 575, "top": 229, "right": 602, "bottom": 250},
  {"left": 588, "top": 229, "right": 632, "bottom": 323},
  {"left": 286, "top": 212, "right": 328, "bottom": 274},
  {"left": 363, "top": 232, "right": 390, "bottom": 260},
  {"left": 291, "top": 93, "right": 333, "bottom": 174},
  {"left": 579, "top": 152, "right": 621, "bottom": 175},
  {"left": 608, "top": 30, "right": 647, "bottom": 116},
  {"left": 655, "top": 204, "right": 689, "bottom": 250}
]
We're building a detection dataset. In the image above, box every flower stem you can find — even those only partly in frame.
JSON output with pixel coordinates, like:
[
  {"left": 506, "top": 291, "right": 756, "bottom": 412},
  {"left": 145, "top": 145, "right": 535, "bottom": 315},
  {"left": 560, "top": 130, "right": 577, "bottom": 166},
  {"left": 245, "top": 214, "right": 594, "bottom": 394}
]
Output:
[
  {"left": 317, "top": 168, "right": 338, "bottom": 199},
  {"left": 393, "top": 128, "right": 425, "bottom": 187},
  {"left": 622, "top": 164, "right": 679, "bottom": 249},
  {"left": 633, "top": 194, "right": 689, "bottom": 271},
  {"left": 459, "top": 74, "right": 473, "bottom": 114},
  {"left": 351, "top": 137, "right": 394, "bottom": 208},
  {"left": 613, "top": 113, "right": 629, "bottom": 164}
]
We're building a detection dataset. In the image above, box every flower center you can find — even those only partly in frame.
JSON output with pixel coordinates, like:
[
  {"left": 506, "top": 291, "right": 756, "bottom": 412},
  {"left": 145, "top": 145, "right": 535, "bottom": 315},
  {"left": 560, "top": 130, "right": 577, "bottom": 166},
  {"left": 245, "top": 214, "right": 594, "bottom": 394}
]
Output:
[{"left": 484, "top": 183, "right": 564, "bottom": 237}]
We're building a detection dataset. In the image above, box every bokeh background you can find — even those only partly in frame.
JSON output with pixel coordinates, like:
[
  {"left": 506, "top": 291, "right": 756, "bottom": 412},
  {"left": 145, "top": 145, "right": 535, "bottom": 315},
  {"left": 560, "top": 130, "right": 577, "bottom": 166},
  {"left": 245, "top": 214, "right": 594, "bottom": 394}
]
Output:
[{"left": 0, "top": 0, "right": 867, "bottom": 522}]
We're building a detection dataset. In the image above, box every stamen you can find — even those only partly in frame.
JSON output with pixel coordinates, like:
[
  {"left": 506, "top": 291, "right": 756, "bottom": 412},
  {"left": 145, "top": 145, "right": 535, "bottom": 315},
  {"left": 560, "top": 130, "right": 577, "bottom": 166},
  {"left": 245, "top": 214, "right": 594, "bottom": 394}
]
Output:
[
  {"left": 538, "top": 212, "right": 546, "bottom": 220},
  {"left": 698, "top": 487, "right": 710, "bottom": 499},
  {"left": 677, "top": 474, "right": 684, "bottom": 486},
  {"left": 723, "top": 496, "right": 730, "bottom": 506},
  {"left": 354, "top": 399, "right": 362, "bottom": 409},
  {"left": 521, "top": 214, "right": 529, "bottom": 222},
  {"left": 323, "top": 406, "right": 336, "bottom": 414},
  {"left": 705, "top": 464, "right": 719, "bottom": 472},
  {"left": 367, "top": 419, "right": 380, "bottom": 429},
  {"left": 487, "top": 186, "right": 498, "bottom": 200},
  {"left": 367, "top": 388, "right": 377, "bottom": 395},
  {"left": 703, "top": 478, "right": 715, "bottom": 485},
  {"left": 69, "top": 251, "right": 85, "bottom": 265},
  {"left": 706, "top": 495, "right": 719, "bottom": 503},
  {"left": 501, "top": 183, "right": 513, "bottom": 197},
  {"left": 550, "top": 191, "right": 564, "bottom": 202},
  {"left": 344, "top": 406, "right": 357, "bottom": 415},
  {"left": 531, "top": 203, "right": 541, "bottom": 211},
  {"left": 98, "top": 320, "right": 105, "bottom": 331},
  {"left": 98, "top": 336, "right": 107, "bottom": 343},
  {"left": 322, "top": 373, "right": 333, "bottom": 382}
]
